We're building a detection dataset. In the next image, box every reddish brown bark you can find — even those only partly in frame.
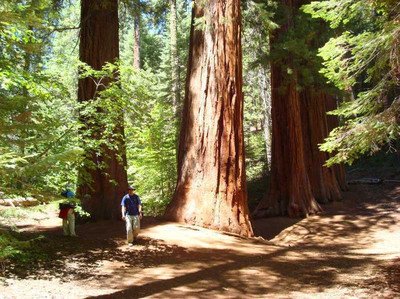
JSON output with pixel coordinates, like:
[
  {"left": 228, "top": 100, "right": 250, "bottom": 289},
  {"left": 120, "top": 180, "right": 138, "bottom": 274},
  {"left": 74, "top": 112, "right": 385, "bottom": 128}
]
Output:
[
  {"left": 300, "top": 90, "right": 343, "bottom": 203},
  {"left": 77, "top": 0, "right": 128, "bottom": 220},
  {"left": 255, "top": 68, "right": 321, "bottom": 217},
  {"left": 253, "top": 0, "right": 321, "bottom": 218},
  {"left": 253, "top": 0, "right": 346, "bottom": 218},
  {"left": 165, "top": 0, "right": 253, "bottom": 237}
]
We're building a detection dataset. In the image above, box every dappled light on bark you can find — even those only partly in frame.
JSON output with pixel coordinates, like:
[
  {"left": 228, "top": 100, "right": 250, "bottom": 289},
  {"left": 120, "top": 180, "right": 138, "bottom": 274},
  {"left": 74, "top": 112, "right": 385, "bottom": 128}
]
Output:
[
  {"left": 165, "top": 0, "right": 253, "bottom": 237},
  {"left": 77, "top": 0, "right": 128, "bottom": 220}
]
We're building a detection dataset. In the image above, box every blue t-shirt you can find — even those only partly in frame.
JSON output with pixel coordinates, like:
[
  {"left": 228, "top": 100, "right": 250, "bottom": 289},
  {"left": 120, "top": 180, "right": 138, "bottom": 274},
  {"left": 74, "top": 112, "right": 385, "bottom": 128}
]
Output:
[{"left": 121, "top": 194, "right": 142, "bottom": 216}]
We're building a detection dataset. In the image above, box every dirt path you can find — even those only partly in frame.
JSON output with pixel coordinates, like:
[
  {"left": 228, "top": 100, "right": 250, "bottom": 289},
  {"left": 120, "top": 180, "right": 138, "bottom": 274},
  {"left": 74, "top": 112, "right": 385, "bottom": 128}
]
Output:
[{"left": 1, "top": 184, "right": 400, "bottom": 298}]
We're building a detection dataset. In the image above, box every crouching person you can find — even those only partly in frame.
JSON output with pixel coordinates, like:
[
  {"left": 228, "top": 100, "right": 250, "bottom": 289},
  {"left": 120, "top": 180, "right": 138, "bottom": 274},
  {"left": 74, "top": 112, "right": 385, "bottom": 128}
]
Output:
[
  {"left": 59, "top": 202, "right": 77, "bottom": 237},
  {"left": 121, "top": 186, "right": 142, "bottom": 245}
]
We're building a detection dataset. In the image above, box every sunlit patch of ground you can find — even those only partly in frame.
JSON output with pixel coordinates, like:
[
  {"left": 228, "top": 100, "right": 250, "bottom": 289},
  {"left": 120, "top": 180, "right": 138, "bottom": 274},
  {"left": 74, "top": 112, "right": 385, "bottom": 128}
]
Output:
[{"left": 1, "top": 184, "right": 399, "bottom": 298}]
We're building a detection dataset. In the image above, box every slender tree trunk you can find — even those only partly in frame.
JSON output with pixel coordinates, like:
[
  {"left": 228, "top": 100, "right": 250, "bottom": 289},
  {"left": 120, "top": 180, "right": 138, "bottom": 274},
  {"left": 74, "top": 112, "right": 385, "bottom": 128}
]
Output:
[
  {"left": 165, "top": 0, "right": 253, "bottom": 237},
  {"left": 133, "top": 3, "right": 140, "bottom": 69},
  {"left": 170, "top": 0, "right": 181, "bottom": 117},
  {"left": 77, "top": 0, "right": 128, "bottom": 220},
  {"left": 259, "top": 66, "right": 272, "bottom": 170}
]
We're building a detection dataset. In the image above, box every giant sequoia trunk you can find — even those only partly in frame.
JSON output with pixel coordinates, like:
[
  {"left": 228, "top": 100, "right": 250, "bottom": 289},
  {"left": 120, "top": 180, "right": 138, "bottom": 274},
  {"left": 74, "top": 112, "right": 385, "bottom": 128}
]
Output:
[
  {"left": 257, "top": 66, "right": 321, "bottom": 217},
  {"left": 254, "top": 0, "right": 321, "bottom": 218},
  {"left": 300, "top": 90, "right": 343, "bottom": 203},
  {"left": 165, "top": 0, "right": 253, "bottom": 237},
  {"left": 77, "top": 0, "right": 128, "bottom": 220},
  {"left": 253, "top": 0, "right": 345, "bottom": 218}
]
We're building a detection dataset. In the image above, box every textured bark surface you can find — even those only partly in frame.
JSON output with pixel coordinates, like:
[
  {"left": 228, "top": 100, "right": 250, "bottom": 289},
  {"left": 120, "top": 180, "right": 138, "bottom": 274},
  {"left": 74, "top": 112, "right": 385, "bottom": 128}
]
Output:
[
  {"left": 254, "top": 0, "right": 347, "bottom": 218},
  {"left": 253, "top": 0, "right": 321, "bottom": 218},
  {"left": 165, "top": 0, "right": 253, "bottom": 237},
  {"left": 300, "top": 90, "right": 344, "bottom": 203},
  {"left": 77, "top": 0, "right": 128, "bottom": 220},
  {"left": 261, "top": 67, "right": 321, "bottom": 217}
]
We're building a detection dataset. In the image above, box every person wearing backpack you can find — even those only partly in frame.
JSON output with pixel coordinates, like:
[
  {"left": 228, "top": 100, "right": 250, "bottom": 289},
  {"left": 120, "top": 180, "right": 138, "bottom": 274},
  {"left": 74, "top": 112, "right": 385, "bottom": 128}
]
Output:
[
  {"left": 121, "top": 186, "right": 142, "bottom": 245},
  {"left": 59, "top": 202, "right": 77, "bottom": 237}
]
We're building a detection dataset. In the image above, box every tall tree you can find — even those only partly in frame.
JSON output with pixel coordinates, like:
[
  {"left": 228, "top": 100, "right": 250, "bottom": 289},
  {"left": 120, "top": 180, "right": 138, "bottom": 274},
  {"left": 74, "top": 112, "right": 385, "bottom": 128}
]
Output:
[
  {"left": 77, "top": 0, "right": 128, "bottom": 220},
  {"left": 165, "top": 0, "right": 253, "bottom": 237},
  {"left": 169, "top": 0, "right": 181, "bottom": 117},
  {"left": 133, "top": 0, "right": 141, "bottom": 69},
  {"left": 253, "top": 0, "right": 345, "bottom": 217},
  {"left": 300, "top": 90, "right": 343, "bottom": 203}
]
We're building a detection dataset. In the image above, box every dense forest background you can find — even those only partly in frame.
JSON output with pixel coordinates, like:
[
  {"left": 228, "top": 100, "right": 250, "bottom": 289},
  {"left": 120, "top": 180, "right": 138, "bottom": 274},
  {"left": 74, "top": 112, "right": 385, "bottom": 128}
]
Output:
[{"left": 0, "top": 0, "right": 398, "bottom": 222}]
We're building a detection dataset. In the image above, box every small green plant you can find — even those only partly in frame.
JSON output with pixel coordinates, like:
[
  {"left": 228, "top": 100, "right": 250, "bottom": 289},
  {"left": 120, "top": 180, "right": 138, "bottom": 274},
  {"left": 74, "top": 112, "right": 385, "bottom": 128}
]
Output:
[
  {"left": 0, "top": 230, "right": 47, "bottom": 265},
  {"left": 0, "top": 207, "right": 28, "bottom": 221}
]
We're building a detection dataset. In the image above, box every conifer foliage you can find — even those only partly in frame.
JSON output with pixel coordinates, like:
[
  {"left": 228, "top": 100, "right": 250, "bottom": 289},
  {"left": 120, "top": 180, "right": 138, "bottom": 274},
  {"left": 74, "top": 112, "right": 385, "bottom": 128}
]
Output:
[
  {"left": 304, "top": 0, "right": 400, "bottom": 165},
  {"left": 1, "top": 0, "right": 398, "bottom": 227}
]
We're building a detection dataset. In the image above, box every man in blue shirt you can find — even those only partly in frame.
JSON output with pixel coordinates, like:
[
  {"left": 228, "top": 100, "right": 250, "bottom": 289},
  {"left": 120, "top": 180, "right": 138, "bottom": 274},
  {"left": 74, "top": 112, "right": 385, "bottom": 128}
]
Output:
[{"left": 121, "top": 186, "right": 142, "bottom": 245}]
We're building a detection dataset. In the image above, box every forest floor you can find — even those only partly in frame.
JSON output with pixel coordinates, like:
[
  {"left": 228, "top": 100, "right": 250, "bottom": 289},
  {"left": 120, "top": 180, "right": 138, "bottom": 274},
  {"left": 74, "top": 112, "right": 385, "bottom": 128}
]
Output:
[{"left": 1, "top": 182, "right": 400, "bottom": 298}]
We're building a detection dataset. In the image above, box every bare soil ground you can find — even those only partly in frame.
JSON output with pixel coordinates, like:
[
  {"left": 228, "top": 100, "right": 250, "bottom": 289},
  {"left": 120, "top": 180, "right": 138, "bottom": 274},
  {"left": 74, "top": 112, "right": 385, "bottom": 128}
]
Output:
[{"left": 1, "top": 183, "right": 400, "bottom": 299}]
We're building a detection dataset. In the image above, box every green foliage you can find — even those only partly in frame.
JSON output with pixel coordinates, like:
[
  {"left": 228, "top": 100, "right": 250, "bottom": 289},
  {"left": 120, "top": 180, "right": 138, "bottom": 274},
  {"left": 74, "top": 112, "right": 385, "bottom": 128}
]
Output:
[
  {"left": 127, "top": 101, "right": 177, "bottom": 215},
  {"left": 0, "top": 0, "right": 82, "bottom": 192},
  {"left": 120, "top": 0, "right": 190, "bottom": 215},
  {"left": 304, "top": 0, "right": 400, "bottom": 165},
  {"left": 0, "top": 230, "right": 47, "bottom": 264},
  {"left": 242, "top": 1, "right": 273, "bottom": 180},
  {"left": 0, "top": 0, "right": 274, "bottom": 216}
]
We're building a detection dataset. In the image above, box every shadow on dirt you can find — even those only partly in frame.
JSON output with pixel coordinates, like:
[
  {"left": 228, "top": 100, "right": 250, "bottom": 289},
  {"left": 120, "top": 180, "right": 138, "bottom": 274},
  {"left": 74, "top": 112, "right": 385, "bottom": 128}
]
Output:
[{"left": 1, "top": 184, "right": 399, "bottom": 298}]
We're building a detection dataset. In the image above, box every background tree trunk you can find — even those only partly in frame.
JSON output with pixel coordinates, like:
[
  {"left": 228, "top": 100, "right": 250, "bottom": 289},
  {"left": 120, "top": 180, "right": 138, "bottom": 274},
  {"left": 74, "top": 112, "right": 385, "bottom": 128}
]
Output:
[
  {"left": 300, "top": 89, "right": 343, "bottom": 203},
  {"left": 325, "top": 95, "right": 348, "bottom": 191},
  {"left": 133, "top": 1, "right": 141, "bottom": 69},
  {"left": 253, "top": 0, "right": 321, "bottom": 218},
  {"left": 260, "top": 66, "right": 272, "bottom": 170},
  {"left": 165, "top": 0, "right": 253, "bottom": 237},
  {"left": 77, "top": 0, "right": 128, "bottom": 220},
  {"left": 170, "top": 0, "right": 181, "bottom": 118}
]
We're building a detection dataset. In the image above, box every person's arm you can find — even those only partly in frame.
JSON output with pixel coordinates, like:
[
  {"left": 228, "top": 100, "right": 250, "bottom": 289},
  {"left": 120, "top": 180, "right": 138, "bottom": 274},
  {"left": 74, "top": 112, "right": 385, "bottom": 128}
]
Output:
[
  {"left": 121, "top": 196, "right": 126, "bottom": 219},
  {"left": 121, "top": 205, "right": 126, "bottom": 219},
  {"left": 138, "top": 196, "right": 142, "bottom": 219}
]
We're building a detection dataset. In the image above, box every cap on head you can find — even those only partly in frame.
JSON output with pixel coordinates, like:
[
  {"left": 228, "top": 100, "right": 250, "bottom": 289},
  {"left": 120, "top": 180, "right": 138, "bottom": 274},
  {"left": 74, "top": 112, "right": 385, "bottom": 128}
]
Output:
[{"left": 128, "top": 185, "right": 136, "bottom": 191}]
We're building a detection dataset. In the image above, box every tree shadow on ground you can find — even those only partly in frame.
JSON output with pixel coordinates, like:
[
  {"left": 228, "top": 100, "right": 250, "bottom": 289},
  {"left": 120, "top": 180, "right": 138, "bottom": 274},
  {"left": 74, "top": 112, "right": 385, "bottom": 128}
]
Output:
[
  {"left": 1, "top": 184, "right": 399, "bottom": 298},
  {"left": 84, "top": 243, "right": 394, "bottom": 298},
  {"left": 2, "top": 217, "right": 172, "bottom": 280},
  {"left": 252, "top": 183, "right": 400, "bottom": 241},
  {"left": 84, "top": 185, "right": 399, "bottom": 298}
]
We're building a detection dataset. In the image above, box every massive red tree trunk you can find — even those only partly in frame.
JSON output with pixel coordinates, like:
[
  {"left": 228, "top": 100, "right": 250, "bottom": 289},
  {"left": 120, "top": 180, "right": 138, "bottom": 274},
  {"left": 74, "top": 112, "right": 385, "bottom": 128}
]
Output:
[
  {"left": 258, "top": 67, "right": 321, "bottom": 217},
  {"left": 300, "top": 90, "right": 343, "bottom": 203},
  {"left": 77, "top": 0, "right": 128, "bottom": 220},
  {"left": 254, "top": 0, "right": 321, "bottom": 217},
  {"left": 165, "top": 0, "right": 253, "bottom": 237},
  {"left": 253, "top": 0, "right": 345, "bottom": 218}
]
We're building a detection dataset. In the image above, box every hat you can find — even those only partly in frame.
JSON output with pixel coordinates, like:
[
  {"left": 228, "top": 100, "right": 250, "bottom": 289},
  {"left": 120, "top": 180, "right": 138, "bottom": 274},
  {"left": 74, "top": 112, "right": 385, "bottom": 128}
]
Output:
[{"left": 128, "top": 185, "right": 136, "bottom": 190}]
